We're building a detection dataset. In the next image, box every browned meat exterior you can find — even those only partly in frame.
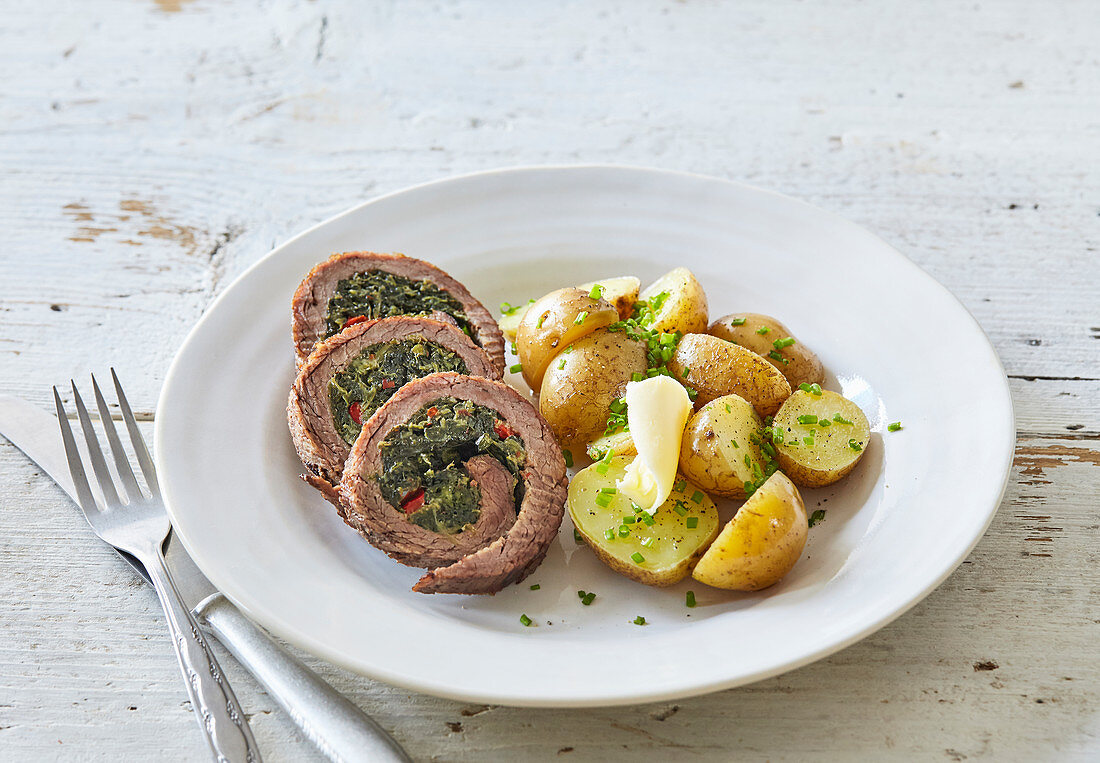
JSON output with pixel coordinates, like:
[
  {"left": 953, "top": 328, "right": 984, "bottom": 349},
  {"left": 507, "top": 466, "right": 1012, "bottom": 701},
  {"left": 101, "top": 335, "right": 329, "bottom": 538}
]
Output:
[
  {"left": 291, "top": 251, "right": 505, "bottom": 373},
  {"left": 287, "top": 316, "right": 500, "bottom": 497},
  {"left": 338, "top": 373, "right": 567, "bottom": 594}
]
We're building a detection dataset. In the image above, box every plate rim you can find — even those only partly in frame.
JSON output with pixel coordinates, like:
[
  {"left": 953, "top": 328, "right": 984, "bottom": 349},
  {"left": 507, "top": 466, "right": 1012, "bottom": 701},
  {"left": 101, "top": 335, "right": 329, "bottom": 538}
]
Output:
[{"left": 156, "top": 164, "right": 1016, "bottom": 706}]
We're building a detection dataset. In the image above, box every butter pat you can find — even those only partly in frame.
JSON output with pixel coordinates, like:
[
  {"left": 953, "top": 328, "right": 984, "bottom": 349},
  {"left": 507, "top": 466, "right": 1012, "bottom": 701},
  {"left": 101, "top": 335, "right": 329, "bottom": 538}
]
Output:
[{"left": 616, "top": 376, "right": 692, "bottom": 514}]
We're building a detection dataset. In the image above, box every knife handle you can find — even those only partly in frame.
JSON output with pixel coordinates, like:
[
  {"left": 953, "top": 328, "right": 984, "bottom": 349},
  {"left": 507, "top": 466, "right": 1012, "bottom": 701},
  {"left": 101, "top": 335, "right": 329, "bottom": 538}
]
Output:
[{"left": 194, "top": 594, "right": 411, "bottom": 763}]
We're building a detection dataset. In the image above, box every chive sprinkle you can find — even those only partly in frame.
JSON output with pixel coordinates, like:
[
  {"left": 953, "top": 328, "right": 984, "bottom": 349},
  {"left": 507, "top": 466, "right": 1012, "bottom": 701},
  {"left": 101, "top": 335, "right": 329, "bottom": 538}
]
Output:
[
  {"left": 818, "top": 418, "right": 831, "bottom": 427},
  {"left": 674, "top": 503, "right": 688, "bottom": 517},
  {"left": 574, "top": 311, "right": 588, "bottom": 325},
  {"left": 797, "top": 414, "right": 818, "bottom": 425},
  {"left": 631, "top": 372, "right": 645, "bottom": 382},
  {"left": 509, "top": 363, "right": 523, "bottom": 374},
  {"left": 520, "top": 614, "right": 533, "bottom": 626},
  {"left": 755, "top": 326, "right": 771, "bottom": 335},
  {"left": 574, "top": 528, "right": 584, "bottom": 543},
  {"left": 691, "top": 490, "right": 704, "bottom": 503},
  {"left": 804, "top": 436, "right": 815, "bottom": 446},
  {"left": 809, "top": 383, "right": 822, "bottom": 396},
  {"left": 686, "top": 591, "right": 696, "bottom": 608},
  {"left": 595, "top": 493, "right": 612, "bottom": 507},
  {"left": 686, "top": 517, "right": 699, "bottom": 529},
  {"left": 641, "top": 513, "right": 655, "bottom": 526},
  {"left": 600, "top": 487, "right": 617, "bottom": 494},
  {"left": 888, "top": 421, "right": 903, "bottom": 432},
  {"left": 577, "top": 590, "right": 587, "bottom": 599},
  {"left": 596, "top": 460, "right": 611, "bottom": 474},
  {"left": 633, "top": 616, "right": 647, "bottom": 625},
  {"left": 558, "top": 357, "right": 567, "bottom": 370},
  {"left": 630, "top": 552, "right": 645, "bottom": 564},
  {"left": 730, "top": 317, "right": 746, "bottom": 326},
  {"left": 536, "top": 313, "right": 546, "bottom": 329},
  {"left": 673, "top": 479, "right": 686, "bottom": 493},
  {"left": 603, "top": 528, "right": 614, "bottom": 540},
  {"left": 622, "top": 515, "right": 636, "bottom": 524},
  {"left": 773, "top": 337, "right": 796, "bottom": 350},
  {"left": 768, "top": 350, "right": 790, "bottom": 364},
  {"left": 849, "top": 438, "right": 863, "bottom": 451},
  {"left": 562, "top": 448, "right": 573, "bottom": 468},
  {"left": 640, "top": 537, "right": 654, "bottom": 548},
  {"left": 732, "top": 439, "right": 740, "bottom": 449},
  {"left": 589, "top": 284, "right": 604, "bottom": 300},
  {"left": 808, "top": 509, "right": 826, "bottom": 528},
  {"left": 798, "top": 382, "right": 812, "bottom": 392},
  {"left": 582, "top": 592, "right": 596, "bottom": 606},
  {"left": 530, "top": 584, "right": 540, "bottom": 590}
]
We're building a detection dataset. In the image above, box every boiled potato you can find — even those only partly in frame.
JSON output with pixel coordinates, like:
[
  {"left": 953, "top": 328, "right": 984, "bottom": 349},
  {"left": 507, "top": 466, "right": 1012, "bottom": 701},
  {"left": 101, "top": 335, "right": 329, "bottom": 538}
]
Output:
[
  {"left": 638, "top": 267, "right": 708, "bottom": 335},
  {"left": 538, "top": 330, "right": 646, "bottom": 448},
  {"left": 586, "top": 428, "right": 637, "bottom": 460},
  {"left": 517, "top": 288, "right": 618, "bottom": 391},
  {"left": 569, "top": 456, "right": 720, "bottom": 586},
  {"left": 669, "top": 333, "right": 791, "bottom": 416},
  {"left": 498, "top": 303, "right": 530, "bottom": 344},
  {"left": 771, "top": 389, "right": 870, "bottom": 487},
  {"left": 708, "top": 313, "right": 824, "bottom": 389},
  {"left": 692, "top": 471, "right": 807, "bottom": 591},
  {"left": 576, "top": 276, "right": 641, "bottom": 320},
  {"left": 679, "top": 395, "right": 767, "bottom": 499}
]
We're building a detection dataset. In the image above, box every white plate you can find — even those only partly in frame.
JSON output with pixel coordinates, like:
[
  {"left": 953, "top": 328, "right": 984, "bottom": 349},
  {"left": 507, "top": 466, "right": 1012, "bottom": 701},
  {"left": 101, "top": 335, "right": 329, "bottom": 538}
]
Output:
[{"left": 156, "top": 166, "right": 1014, "bottom": 707}]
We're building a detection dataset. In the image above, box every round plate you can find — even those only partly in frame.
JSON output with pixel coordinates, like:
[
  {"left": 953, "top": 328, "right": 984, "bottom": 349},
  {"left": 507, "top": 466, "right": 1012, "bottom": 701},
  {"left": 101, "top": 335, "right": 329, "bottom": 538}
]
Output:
[{"left": 156, "top": 166, "right": 1014, "bottom": 707}]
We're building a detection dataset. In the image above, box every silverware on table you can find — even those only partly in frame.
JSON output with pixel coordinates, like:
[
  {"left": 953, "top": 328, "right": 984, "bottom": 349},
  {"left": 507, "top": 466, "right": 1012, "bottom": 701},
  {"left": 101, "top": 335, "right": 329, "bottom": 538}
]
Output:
[
  {"left": 54, "top": 372, "right": 262, "bottom": 763},
  {"left": 0, "top": 388, "right": 412, "bottom": 763}
]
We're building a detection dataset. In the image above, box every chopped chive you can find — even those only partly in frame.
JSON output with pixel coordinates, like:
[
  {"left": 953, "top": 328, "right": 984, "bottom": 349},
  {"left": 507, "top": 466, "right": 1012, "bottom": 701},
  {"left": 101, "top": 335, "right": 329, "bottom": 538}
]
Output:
[
  {"left": 509, "top": 342, "right": 518, "bottom": 354},
  {"left": 536, "top": 313, "right": 546, "bottom": 329},
  {"left": 730, "top": 317, "right": 746, "bottom": 326},
  {"left": 596, "top": 461, "right": 611, "bottom": 474},
  {"left": 595, "top": 493, "right": 612, "bottom": 507},
  {"left": 558, "top": 357, "right": 567, "bottom": 370},
  {"left": 631, "top": 501, "right": 643, "bottom": 513},
  {"left": 690, "top": 490, "right": 703, "bottom": 503},
  {"left": 588, "top": 284, "right": 604, "bottom": 299},
  {"left": 573, "top": 311, "right": 589, "bottom": 325},
  {"left": 622, "top": 515, "right": 636, "bottom": 524},
  {"left": 818, "top": 418, "right": 831, "bottom": 428},
  {"left": 562, "top": 448, "right": 574, "bottom": 468},
  {"left": 640, "top": 537, "right": 654, "bottom": 548},
  {"left": 520, "top": 613, "right": 533, "bottom": 626},
  {"left": 674, "top": 503, "right": 688, "bottom": 517},
  {"left": 743, "top": 453, "right": 752, "bottom": 469},
  {"left": 609, "top": 399, "right": 627, "bottom": 413},
  {"left": 673, "top": 479, "right": 686, "bottom": 493},
  {"left": 798, "top": 382, "right": 812, "bottom": 392},
  {"left": 797, "top": 414, "right": 818, "bottom": 425},
  {"left": 582, "top": 592, "right": 596, "bottom": 606},
  {"left": 849, "top": 439, "right": 863, "bottom": 451},
  {"left": 618, "top": 526, "right": 630, "bottom": 538},
  {"left": 603, "top": 528, "right": 614, "bottom": 540},
  {"left": 808, "top": 509, "right": 826, "bottom": 527},
  {"left": 577, "top": 590, "right": 587, "bottom": 599},
  {"left": 755, "top": 326, "right": 771, "bottom": 335},
  {"left": 809, "top": 383, "right": 822, "bottom": 396},
  {"left": 529, "top": 584, "right": 540, "bottom": 590},
  {"left": 725, "top": 403, "right": 732, "bottom": 413},
  {"left": 686, "top": 517, "right": 699, "bottom": 529},
  {"left": 731, "top": 439, "right": 740, "bottom": 449},
  {"left": 888, "top": 421, "right": 903, "bottom": 432},
  {"left": 804, "top": 436, "right": 815, "bottom": 446},
  {"left": 762, "top": 442, "right": 776, "bottom": 458},
  {"left": 630, "top": 552, "right": 645, "bottom": 564},
  {"left": 646, "top": 367, "right": 660, "bottom": 377},
  {"left": 773, "top": 337, "right": 796, "bottom": 350},
  {"left": 743, "top": 480, "right": 756, "bottom": 495},
  {"left": 600, "top": 486, "right": 617, "bottom": 494},
  {"left": 631, "top": 372, "right": 645, "bottom": 382},
  {"left": 834, "top": 413, "right": 854, "bottom": 425},
  {"left": 768, "top": 350, "right": 790, "bottom": 364},
  {"left": 574, "top": 528, "right": 584, "bottom": 543},
  {"left": 686, "top": 387, "right": 697, "bottom": 401},
  {"left": 633, "top": 616, "right": 647, "bottom": 625},
  {"left": 685, "top": 591, "right": 696, "bottom": 608},
  {"left": 641, "top": 513, "right": 655, "bottom": 526}
]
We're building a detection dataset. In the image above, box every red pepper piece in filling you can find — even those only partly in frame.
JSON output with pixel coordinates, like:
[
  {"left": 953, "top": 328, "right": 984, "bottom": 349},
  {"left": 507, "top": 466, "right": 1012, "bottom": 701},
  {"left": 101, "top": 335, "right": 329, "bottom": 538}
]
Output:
[
  {"left": 341, "top": 315, "right": 368, "bottom": 330},
  {"left": 349, "top": 401, "right": 363, "bottom": 425},
  {"left": 426, "top": 406, "right": 439, "bottom": 418},
  {"left": 400, "top": 488, "right": 425, "bottom": 514},
  {"left": 381, "top": 378, "right": 396, "bottom": 390},
  {"left": 494, "top": 420, "right": 516, "bottom": 439}
]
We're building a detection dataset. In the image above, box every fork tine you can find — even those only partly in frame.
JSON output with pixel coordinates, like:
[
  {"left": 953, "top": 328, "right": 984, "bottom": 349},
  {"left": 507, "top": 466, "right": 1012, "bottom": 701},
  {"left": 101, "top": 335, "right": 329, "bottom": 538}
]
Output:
[
  {"left": 71, "top": 381, "right": 121, "bottom": 508},
  {"left": 54, "top": 387, "right": 100, "bottom": 515},
  {"left": 111, "top": 368, "right": 159, "bottom": 496},
  {"left": 92, "top": 374, "right": 141, "bottom": 502}
]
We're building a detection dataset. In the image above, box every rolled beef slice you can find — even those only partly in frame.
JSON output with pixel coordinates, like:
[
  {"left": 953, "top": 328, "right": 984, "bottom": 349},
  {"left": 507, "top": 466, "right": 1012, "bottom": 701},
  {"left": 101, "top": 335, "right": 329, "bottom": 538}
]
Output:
[
  {"left": 288, "top": 316, "right": 500, "bottom": 504},
  {"left": 291, "top": 251, "right": 505, "bottom": 373},
  {"left": 338, "top": 372, "right": 568, "bottom": 594}
]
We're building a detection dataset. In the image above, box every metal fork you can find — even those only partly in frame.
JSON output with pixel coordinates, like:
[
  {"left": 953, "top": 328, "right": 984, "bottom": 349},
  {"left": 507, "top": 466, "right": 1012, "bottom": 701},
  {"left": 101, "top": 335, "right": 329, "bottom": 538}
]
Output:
[{"left": 55, "top": 371, "right": 262, "bottom": 763}]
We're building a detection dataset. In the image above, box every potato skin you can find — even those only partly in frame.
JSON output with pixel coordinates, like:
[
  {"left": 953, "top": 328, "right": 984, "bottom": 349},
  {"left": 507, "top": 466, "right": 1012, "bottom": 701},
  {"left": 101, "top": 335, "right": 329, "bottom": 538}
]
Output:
[
  {"left": 679, "top": 395, "right": 766, "bottom": 499},
  {"left": 708, "top": 313, "right": 824, "bottom": 389},
  {"left": 692, "top": 471, "right": 807, "bottom": 591},
  {"left": 639, "top": 267, "right": 709, "bottom": 335},
  {"left": 669, "top": 334, "right": 792, "bottom": 416},
  {"left": 517, "top": 288, "right": 618, "bottom": 391},
  {"left": 538, "top": 330, "right": 647, "bottom": 448},
  {"left": 772, "top": 390, "right": 870, "bottom": 487}
]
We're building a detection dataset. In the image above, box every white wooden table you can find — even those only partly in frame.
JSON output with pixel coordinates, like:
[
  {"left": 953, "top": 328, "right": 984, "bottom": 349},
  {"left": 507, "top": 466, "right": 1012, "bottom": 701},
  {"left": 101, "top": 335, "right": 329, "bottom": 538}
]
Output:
[{"left": 2, "top": 1, "right": 1097, "bottom": 760}]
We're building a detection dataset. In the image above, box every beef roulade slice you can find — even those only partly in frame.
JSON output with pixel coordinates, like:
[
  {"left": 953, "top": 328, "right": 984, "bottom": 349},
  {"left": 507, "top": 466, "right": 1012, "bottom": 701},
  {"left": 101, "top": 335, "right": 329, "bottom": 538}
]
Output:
[
  {"left": 338, "top": 372, "right": 568, "bottom": 595},
  {"left": 291, "top": 251, "right": 505, "bottom": 374},
  {"left": 288, "top": 317, "right": 500, "bottom": 503}
]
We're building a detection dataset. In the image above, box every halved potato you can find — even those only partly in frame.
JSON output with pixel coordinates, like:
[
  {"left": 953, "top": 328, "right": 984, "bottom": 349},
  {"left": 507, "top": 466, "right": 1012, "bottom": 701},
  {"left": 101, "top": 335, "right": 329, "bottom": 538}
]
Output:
[
  {"left": 517, "top": 288, "right": 618, "bottom": 391},
  {"left": 498, "top": 304, "right": 530, "bottom": 344},
  {"left": 679, "top": 395, "right": 766, "bottom": 499},
  {"left": 586, "top": 428, "right": 637, "bottom": 460},
  {"left": 569, "top": 456, "right": 720, "bottom": 586},
  {"left": 576, "top": 276, "right": 641, "bottom": 320},
  {"left": 708, "top": 313, "right": 824, "bottom": 390},
  {"left": 692, "top": 471, "right": 807, "bottom": 591},
  {"left": 669, "top": 333, "right": 792, "bottom": 415},
  {"left": 771, "top": 389, "right": 870, "bottom": 487},
  {"left": 638, "top": 267, "right": 708, "bottom": 335},
  {"left": 538, "top": 330, "right": 647, "bottom": 448}
]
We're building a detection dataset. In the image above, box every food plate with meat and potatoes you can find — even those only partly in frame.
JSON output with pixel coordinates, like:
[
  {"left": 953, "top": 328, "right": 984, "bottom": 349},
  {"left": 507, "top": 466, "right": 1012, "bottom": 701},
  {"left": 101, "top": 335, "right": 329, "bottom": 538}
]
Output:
[{"left": 156, "top": 166, "right": 1014, "bottom": 706}]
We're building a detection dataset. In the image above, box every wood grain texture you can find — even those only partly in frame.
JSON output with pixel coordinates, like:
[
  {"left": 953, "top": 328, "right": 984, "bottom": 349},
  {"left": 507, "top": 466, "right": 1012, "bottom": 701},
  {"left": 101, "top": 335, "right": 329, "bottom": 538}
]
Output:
[{"left": 0, "top": 0, "right": 1097, "bottom": 760}]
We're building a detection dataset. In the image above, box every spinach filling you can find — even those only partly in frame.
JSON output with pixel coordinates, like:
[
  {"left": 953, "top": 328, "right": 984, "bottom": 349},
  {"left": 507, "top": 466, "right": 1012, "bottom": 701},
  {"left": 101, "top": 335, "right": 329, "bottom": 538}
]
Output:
[
  {"left": 377, "top": 398, "right": 526, "bottom": 535},
  {"left": 325, "top": 269, "right": 471, "bottom": 338},
  {"left": 329, "top": 340, "right": 469, "bottom": 445}
]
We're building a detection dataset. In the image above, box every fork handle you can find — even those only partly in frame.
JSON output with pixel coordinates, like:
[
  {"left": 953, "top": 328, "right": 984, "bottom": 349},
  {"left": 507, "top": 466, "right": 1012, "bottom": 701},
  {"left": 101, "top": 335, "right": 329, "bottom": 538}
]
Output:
[{"left": 143, "top": 547, "right": 263, "bottom": 763}]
